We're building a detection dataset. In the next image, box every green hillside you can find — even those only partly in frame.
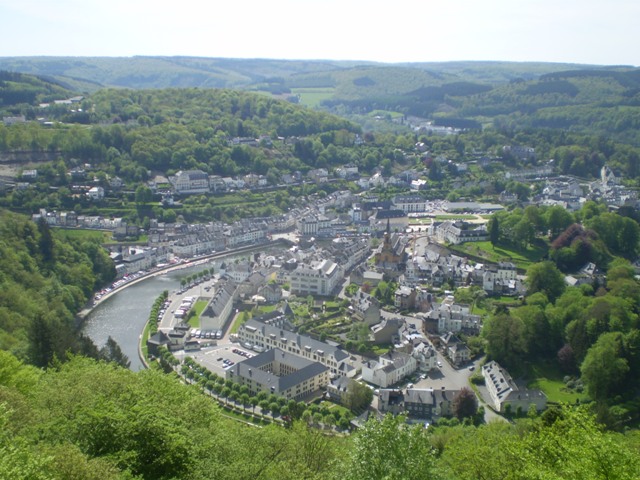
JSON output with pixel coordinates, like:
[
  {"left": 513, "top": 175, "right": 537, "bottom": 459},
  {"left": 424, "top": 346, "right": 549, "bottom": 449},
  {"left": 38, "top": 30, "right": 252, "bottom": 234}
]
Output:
[{"left": 0, "top": 71, "right": 75, "bottom": 109}]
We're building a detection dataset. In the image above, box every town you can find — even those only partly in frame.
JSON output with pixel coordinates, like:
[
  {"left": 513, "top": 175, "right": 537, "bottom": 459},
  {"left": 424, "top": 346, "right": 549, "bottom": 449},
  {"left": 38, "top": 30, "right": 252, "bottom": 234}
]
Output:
[{"left": 26, "top": 148, "right": 635, "bottom": 426}]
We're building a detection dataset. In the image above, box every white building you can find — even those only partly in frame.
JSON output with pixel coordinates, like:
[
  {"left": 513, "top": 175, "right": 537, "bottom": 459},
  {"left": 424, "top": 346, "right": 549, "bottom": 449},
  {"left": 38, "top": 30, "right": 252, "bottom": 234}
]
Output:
[
  {"left": 87, "top": 186, "right": 105, "bottom": 200},
  {"left": 393, "top": 195, "right": 427, "bottom": 213},
  {"left": 482, "top": 361, "right": 547, "bottom": 413},
  {"left": 361, "top": 351, "right": 417, "bottom": 388},
  {"left": 172, "top": 170, "right": 210, "bottom": 194},
  {"left": 289, "top": 259, "right": 343, "bottom": 296}
]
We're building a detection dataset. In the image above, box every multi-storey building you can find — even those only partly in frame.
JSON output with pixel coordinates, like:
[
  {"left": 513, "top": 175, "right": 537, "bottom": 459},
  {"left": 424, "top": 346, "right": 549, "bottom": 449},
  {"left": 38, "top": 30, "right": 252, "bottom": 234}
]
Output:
[
  {"left": 225, "top": 348, "right": 329, "bottom": 400},
  {"left": 289, "top": 259, "right": 342, "bottom": 296},
  {"left": 237, "top": 319, "right": 354, "bottom": 376}
]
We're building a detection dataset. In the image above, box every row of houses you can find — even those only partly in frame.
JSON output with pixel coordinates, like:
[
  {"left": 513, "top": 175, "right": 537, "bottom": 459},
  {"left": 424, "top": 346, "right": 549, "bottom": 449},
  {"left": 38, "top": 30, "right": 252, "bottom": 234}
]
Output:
[
  {"left": 378, "top": 387, "right": 459, "bottom": 419},
  {"left": 403, "top": 243, "right": 523, "bottom": 296}
]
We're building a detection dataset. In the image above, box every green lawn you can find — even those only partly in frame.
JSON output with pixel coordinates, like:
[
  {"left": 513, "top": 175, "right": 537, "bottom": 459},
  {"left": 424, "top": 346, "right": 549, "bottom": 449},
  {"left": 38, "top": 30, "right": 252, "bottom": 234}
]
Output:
[
  {"left": 189, "top": 299, "right": 208, "bottom": 328},
  {"left": 255, "top": 305, "right": 277, "bottom": 314},
  {"left": 527, "top": 361, "right": 590, "bottom": 404},
  {"left": 434, "top": 214, "right": 478, "bottom": 221},
  {"left": 53, "top": 228, "right": 112, "bottom": 243},
  {"left": 140, "top": 321, "right": 152, "bottom": 360},
  {"left": 291, "top": 87, "right": 335, "bottom": 108},
  {"left": 315, "top": 400, "right": 352, "bottom": 419},
  {"left": 230, "top": 311, "right": 249, "bottom": 334},
  {"left": 452, "top": 240, "right": 548, "bottom": 270}
]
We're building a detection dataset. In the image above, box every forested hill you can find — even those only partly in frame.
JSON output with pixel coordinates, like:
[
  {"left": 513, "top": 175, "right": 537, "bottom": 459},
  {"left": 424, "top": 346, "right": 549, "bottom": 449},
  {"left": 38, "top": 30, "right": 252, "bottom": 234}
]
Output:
[
  {"left": 0, "top": 210, "right": 115, "bottom": 365},
  {"left": 0, "top": 70, "right": 75, "bottom": 107},
  {"left": 3, "top": 57, "right": 640, "bottom": 144}
]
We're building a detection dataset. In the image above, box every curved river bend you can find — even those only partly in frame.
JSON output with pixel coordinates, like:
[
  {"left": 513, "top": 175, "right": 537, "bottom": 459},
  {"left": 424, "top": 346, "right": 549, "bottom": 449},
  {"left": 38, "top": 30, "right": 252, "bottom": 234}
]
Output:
[{"left": 82, "top": 263, "right": 214, "bottom": 371}]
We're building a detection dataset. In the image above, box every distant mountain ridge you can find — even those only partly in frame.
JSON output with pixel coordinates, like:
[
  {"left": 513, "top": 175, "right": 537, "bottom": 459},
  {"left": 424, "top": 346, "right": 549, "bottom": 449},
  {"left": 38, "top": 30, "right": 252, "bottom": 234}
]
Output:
[{"left": 0, "top": 56, "right": 611, "bottom": 92}]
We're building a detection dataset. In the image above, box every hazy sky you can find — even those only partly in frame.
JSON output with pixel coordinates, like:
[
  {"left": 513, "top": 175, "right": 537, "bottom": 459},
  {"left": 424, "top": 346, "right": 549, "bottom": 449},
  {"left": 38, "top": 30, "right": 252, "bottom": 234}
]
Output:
[{"left": 0, "top": 0, "right": 638, "bottom": 66}]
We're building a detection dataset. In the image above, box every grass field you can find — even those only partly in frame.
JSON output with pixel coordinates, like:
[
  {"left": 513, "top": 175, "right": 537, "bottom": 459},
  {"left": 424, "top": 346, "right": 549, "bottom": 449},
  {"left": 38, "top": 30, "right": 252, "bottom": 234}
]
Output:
[
  {"left": 434, "top": 214, "right": 479, "bottom": 221},
  {"left": 189, "top": 299, "right": 208, "bottom": 328},
  {"left": 54, "top": 228, "right": 112, "bottom": 243},
  {"left": 291, "top": 87, "right": 335, "bottom": 107},
  {"left": 452, "top": 240, "right": 548, "bottom": 270},
  {"left": 527, "top": 361, "right": 590, "bottom": 404},
  {"left": 230, "top": 311, "right": 249, "bottom": 334}
]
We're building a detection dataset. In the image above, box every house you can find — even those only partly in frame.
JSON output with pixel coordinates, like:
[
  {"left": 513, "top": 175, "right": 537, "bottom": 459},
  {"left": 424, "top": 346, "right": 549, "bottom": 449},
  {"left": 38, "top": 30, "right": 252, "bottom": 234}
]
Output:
[
  {"left": 394, "top": 286, "right": 416, "bottom": 310},
  {"left": 350, "top": 266, "right": 384, "bottom": 287},
  {"left": 482, "top": 361, "right": 547, "bottom": 413},
  {"left": 87, "top": 186, "right": 105, "bottom": 200},
  {"left": 21, "top": 169, "right": 38, "bottom": 181},
  {"left": 335, "top": 164, "right": 359, "bottom": 179},
  {"left": 410, "top": 340, "right": 438, "bottom": 371},
  {"left": 308, "top": 168, "right": 329, "bottom": 184},
  {"left": 361, "top": 351, "right": 417, "bottom": 388},
  {"left": 167, "top": 329, "right": 188, "bottom": 351},
  {"left": 377, "top": 389, "right": 405, "bottom": 415},
  {"left": 426, "top": 301, "right": 482, "bottom": 334},
  {"left": 410, "top": 179, "right": 427, "bottom": 191},
  {"left": 351, "top": 290, "right": 381, "bottom": 326},
  {"left": 226, "top": 348, "right": 329, "bottom": 400},
  {"left": 258, "top": 282, "right": 283, "bottom": 303},
  {"left": 237, "top": 271, "right": 267, "bottom": 299},
  {"left": 439, "top": 332, "right": 471, "bottom": 366},
  {"left": 378, "top": 387, "right": 459, "bottom": 419},
  {"left": 146, "top": 330, "right": 170, "bottom": 356},
  {"left": 326, "top": 375, "right": 351, "bottom": 405},
  {"left": 108, "top": 175, "right": 123, "bottom": 190},
  {"left": 371, "top": 317, "right": 402, "bottom": 345}
]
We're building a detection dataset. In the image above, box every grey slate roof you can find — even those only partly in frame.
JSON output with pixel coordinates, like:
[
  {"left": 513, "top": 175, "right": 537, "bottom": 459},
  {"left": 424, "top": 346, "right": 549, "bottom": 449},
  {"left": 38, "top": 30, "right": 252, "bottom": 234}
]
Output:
[
  {"left": 228, "top": 348, "right": 328, "bottom": 392},
  {"left": 242, "top": 319, "right": 349, "bottom": 362}
]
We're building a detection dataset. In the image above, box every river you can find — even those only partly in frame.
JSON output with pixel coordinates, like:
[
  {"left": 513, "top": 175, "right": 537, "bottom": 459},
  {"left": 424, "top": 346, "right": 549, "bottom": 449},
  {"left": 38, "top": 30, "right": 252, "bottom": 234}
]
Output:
[
  {"left": 82, "top": 264, "right": 215, "bottom": 371},
  {"left": 82, "top": 243, "right": 285, "bottom": 371}
]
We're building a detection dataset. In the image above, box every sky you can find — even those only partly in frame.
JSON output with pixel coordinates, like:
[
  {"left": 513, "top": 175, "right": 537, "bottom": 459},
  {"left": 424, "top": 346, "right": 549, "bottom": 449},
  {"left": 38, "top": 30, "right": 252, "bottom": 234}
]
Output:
[{"left": 0, "top": 0, "right": 638, "bottom": 66}]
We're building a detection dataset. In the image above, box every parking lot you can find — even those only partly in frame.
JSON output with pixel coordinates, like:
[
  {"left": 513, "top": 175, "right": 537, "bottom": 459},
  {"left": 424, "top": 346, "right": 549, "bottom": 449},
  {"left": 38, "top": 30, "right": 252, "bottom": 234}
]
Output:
[{"left": 184, "top": 343, "right": 255, "bottom": 377}]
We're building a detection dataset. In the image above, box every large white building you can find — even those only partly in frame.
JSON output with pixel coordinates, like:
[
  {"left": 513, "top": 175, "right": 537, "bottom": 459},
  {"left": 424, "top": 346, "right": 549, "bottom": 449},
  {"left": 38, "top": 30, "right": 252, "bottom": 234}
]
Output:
[
  {"left": 432, "top": 221, "right": 488, "bottom": 244},
  {"left": 393, "top": 195, "right": 427, "bottom": 213},
  {"left": 171, "top": 170, "right": 210, "bottom": 194},
  {"left": 289, "top": 259, "right": 343, "bottom": 297},
  {"left": 482, "top": 361, "right": 547, "bottom": 413},
  {"left": 200, "top": 281, "right": 237, "bottom": 331}
]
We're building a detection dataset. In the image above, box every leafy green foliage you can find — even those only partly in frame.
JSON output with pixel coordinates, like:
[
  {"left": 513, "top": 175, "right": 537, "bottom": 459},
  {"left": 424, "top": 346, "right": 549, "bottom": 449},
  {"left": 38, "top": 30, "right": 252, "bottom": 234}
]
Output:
[
  {"left": 0, "top": 209, "right": 115, "bottom": 364},
  {"left": 339, "top": 414, "right": 439, "bottom": 480}
]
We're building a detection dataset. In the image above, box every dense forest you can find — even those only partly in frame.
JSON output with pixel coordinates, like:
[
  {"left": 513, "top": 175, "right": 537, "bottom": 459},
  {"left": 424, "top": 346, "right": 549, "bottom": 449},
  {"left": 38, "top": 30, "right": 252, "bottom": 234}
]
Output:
[{"left": 0, "top": 210, "right": 115, "bottom": 364}]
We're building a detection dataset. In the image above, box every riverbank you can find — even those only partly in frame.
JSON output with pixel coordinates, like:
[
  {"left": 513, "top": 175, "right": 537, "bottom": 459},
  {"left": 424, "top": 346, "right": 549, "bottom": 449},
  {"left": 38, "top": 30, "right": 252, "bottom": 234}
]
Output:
[
  {"left": 79, "top": 238, "right": 295, "bottom": 369},
  {"left": 77, "top": 238, "right": 293, "bottom": 320}
]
